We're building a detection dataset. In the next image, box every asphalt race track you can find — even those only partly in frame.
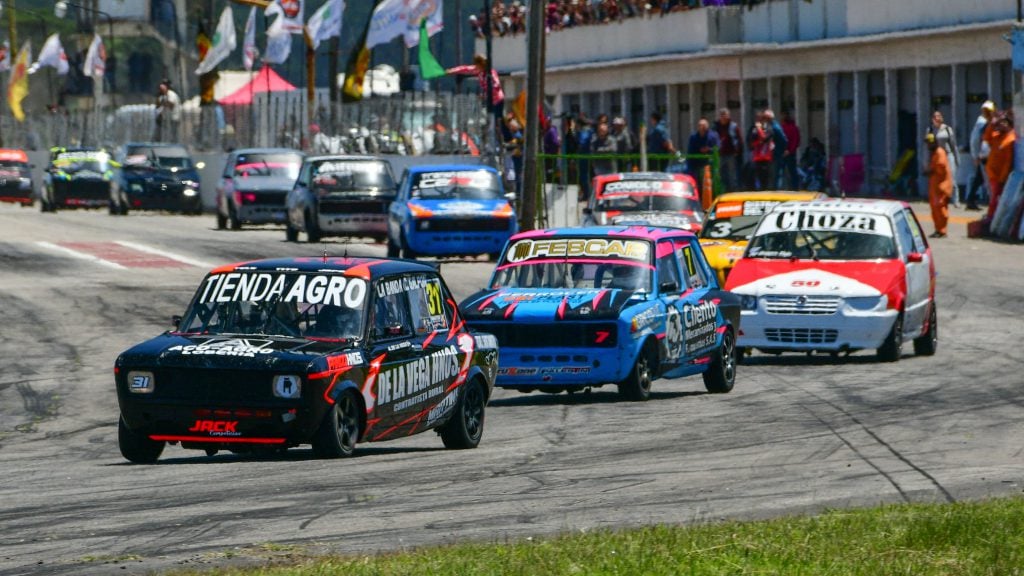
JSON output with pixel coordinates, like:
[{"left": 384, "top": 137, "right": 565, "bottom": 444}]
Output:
[{"left": 1, "top": 203, "right": 1022, "bottom": 575}]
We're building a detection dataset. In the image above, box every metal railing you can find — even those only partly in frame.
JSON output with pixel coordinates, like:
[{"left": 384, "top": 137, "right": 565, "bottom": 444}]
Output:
[{"left": 0, "top": 91, "right": 490, "bottom": 157}]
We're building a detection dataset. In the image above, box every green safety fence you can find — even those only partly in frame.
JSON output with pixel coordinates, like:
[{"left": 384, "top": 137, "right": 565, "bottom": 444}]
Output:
[{"left": 528, "top": 150, "right": 721, "bottom": 228}]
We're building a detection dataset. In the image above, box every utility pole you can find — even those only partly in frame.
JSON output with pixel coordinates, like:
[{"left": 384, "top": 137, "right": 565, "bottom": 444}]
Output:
[{"left": 520, "top": 0, "right": 544, "bottom": 231}]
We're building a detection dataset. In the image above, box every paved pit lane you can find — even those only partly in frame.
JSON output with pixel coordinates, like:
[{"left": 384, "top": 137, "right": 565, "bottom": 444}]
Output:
[{"left": 0, "top": 203, "right": 1022, "bottom": 575}]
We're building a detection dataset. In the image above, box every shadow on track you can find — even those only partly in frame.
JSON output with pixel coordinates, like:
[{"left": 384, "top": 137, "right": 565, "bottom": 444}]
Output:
[{"left": 489, "top": 389, "right": 707, "bottom": 407}]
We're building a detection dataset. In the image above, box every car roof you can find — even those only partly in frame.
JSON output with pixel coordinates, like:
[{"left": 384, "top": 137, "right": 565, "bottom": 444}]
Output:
[
  {"left": 776, "top": 197, "right": 908, "bottom": 216},
  {"left": 712, "top": 191, "right": 827, "bottom": 204},
  {"left": 231, "top": 147, "right": 305, "bottom": 156},
  {"left": 512, "top": 225, "right": 696, "bottom": 242},
  {"left": 406, "top": 164, "right": 495, "bottom": 174},
  {"left": 206, "top": 257, "right": 437, "bottom": 280},
  {"left": 304, "top": 154, "right": 389, "bottom": 163}
]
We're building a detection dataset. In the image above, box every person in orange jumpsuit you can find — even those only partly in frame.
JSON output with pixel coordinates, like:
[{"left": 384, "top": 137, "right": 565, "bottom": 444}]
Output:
[
  {"left": 924, "top": 133, "right": 952, "bottom": 238},
  {"left": 983, "top": 111, "right": 1016, "bottom": 221}
]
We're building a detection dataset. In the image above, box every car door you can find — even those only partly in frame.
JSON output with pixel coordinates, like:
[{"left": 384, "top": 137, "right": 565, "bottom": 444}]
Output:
[
  {"left": 675, "top": 237, "right": 717, "bottom": 359},
  {"left": 896, "top": 208, "right": 931, "bottom": 333},
  {"left": 364, "top": 274, "right": 420, "bottom": 438}
]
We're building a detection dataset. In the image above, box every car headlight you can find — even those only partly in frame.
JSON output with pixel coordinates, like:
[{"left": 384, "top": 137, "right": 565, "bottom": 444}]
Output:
[
  {"left": 181, "top": 179, "right": 199, "bottom": 188},
  {"left": 273, "top": 375, "right": 302, "bottom": 399},
  {"left": 740, "top": 294, "right": 758, "bottom": 311},
  {"left": 183, "top": 188, "right": 198, "bottom": 197},
  {"left": 417, "top": 219, "right": 430, "bottom": 231},
  {"left": 127, "top": 370, "right": 155, "bottom": 394},
  {"left": 845, "top": 295, "right": 888, "bottom": 312}
]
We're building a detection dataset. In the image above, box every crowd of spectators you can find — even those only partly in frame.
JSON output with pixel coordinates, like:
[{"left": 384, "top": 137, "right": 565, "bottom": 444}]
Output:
[{"left": 469, "top": 0, "right": 761, "bottom": 38}]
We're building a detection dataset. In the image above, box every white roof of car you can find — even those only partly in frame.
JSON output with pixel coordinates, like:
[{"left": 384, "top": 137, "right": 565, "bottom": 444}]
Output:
[{"left": 774, "top": 198, "right": 906, "bottom": 216}]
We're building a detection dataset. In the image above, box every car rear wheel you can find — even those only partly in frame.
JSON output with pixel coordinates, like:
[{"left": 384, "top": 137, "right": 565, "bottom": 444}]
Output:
[
  {"left": 619, "top": 343, "right": 655, "bottom": 401},
  {"left": 913, "top": 303, "right": 938, "bottom": 356},
  {"left": 440, "top": 380, "right": 486, "bottom": 449},
  {"left": 877, "top": 313, "right": 903, "bottom": 362},
  {"left": 216, "top": 210, "right": 227, "bottom": 229},
  {"left": 118, "top": 416, "right": 164, "bottom": 464},
  {"left": 386, "top": 235, "right": 400, "bottom": 257},
  {"left": 285, "top": 220, "right": 299, "bottom": 242},
  {"left": 703, "top": 328, "right": 736, "bottom": 393},
  {"left": 312, "top": 390, "right": 360, "bottom": 458},
  {"left": 108, "top": 200, "right": 119, "bottom": 215}
]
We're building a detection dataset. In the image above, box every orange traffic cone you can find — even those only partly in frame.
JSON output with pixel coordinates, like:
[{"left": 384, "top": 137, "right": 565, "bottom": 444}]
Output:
[{"left": 702, "top": 165, "right": 713, "bottom": 211}]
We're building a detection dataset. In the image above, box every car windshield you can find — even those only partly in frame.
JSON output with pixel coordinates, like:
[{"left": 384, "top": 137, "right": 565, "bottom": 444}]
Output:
[
  {"left": 234, "top": 152, "right": 302, "bottom": 179},
  {"left": 746, "top": 210, "right": 897, "bottom": 260},
  {"left": 178, "top": 272, "right": 369, "bottom": 341},
  {"left": 124, "top": 146, "right": 192, "bottom": 170},
  {"left": 411, "top": 170, "right": 502, "bottom": 200},
  {"left": 595, "top": 180, "right": 699, "bottom": 213},
  {"left": 153, "top": 154, "right": 193, "bottom": 170},
  {"left": 312, "top": 160, "right": 394, "bottom": 193},
  {"left": 0, "top": 160, "right": 27, "bottom": 170},
  {"left": 491, "top": 237, "right": 653, "bottom": 292},
  {"left": 54, "top": 151, "right": 109, "bottom": 172}
]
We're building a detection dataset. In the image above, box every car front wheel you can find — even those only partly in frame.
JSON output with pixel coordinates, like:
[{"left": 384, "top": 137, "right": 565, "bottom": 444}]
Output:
[
  {"left": 118, "top": 416, "right": 164, "bottom": 464},
  {"left": 306, "top": 210, "right": 322, "bottom": 243},
  {"left": 440, "top": 380, "right": 486, "bottom": 449},
  {"left": 619, "top": 343, "right": 655, "bottom": 401},
  {"left": 703, "top": 328, "right": 736, "bottom": 393},
  {"left": 877, "top": 313, "right": 903, "bottom": 362},
  {"left": 312, "top": 391, "right": 360, "bottom": 458}
]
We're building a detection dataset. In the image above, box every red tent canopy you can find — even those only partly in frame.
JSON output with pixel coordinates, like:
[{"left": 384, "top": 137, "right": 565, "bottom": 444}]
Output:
[{"left": 219, "top": 65, "right": 297, "bottom": 105}]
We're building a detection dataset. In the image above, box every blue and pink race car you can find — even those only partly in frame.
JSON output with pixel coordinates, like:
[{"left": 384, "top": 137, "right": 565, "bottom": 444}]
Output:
[{"left": 460, "top": 226, "right": 741, "bottom": 400}]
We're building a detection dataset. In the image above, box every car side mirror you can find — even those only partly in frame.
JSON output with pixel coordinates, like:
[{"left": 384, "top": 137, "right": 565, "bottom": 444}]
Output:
[
  {"left": 171, "top": 315, "right": 182, "bottom": 329},
  {"left": 659, "top": 281, "right": 679, "bottom": 293},
  {"left": 907, "top": 252, "right": 924, "bottom": 263}
]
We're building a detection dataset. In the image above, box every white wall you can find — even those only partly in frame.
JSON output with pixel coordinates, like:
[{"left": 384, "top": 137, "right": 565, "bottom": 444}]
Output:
[{"left": 846, "top": 0, "right": 1015, "bottom": 36}]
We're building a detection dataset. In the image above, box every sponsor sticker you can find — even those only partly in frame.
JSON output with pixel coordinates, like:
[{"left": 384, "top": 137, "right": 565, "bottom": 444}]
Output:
[
  {"left": 505, "top": 238, "right": 650, "bottom": 263},
  {"left": 198, "top": 273, "right": 368, "bottom": 309},
  {"left": 415, "top": 170, "right": 494, "bottom": 189},
  {"left": 377, "top": 345, "right": 461, "bottom": 409},
  {"left": 758, "top": 210, "right": 893, "bottom": 237},
  {"left": 168, "top": 338, "right": 275, "bottom": 358},
  {"left": 603, "top": 180, "right": 687, "bottom": 194},
  {"left": 683, "top": 300, "right": 719, "bottom": 355}
]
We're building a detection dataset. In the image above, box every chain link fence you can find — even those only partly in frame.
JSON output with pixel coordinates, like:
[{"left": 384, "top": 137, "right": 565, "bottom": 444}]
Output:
[{"left": 0, "top": 91, "right": 491, "bottom": 158}]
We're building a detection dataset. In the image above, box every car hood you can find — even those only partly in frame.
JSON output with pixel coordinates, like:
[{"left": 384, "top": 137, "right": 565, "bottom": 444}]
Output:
[
  {"left": 461, "top": 287, "right": 640, "bottom": 321},
  {"left": 604, "top": 211, "right": 701, "bottom": 231},
  {"left": 117, "top": 333, "right": 358, "bottom": 372},
  {"left": 232, "top": 176, "right": 296, "bottom": 192},
  {"left": 699, "top": 239, "right": 748, "bottom": 269},
  {"left": 726, "top": 259, "right": 906, "bottom": 298},
  {"left": 408, "top": 198, "right": 512, "bottom": 217}
]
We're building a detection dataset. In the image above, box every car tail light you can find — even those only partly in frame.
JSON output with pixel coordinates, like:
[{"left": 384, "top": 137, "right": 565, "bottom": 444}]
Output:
[{"left": 243, "top": 193, "right": 257, "bottom": 204}]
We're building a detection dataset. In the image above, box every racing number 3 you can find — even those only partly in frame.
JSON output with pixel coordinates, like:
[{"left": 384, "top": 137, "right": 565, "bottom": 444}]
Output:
[{"left": 425, "top": 281, "right": 444, "bottom": 316}]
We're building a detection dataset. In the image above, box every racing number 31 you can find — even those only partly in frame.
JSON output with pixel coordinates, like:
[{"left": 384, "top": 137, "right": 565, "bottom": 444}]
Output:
[{"left": 425, "top": 281, "right": 444, "bottom": 316}]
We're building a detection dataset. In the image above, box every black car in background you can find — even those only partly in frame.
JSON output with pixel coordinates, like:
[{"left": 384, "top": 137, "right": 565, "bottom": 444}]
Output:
[
  {"left": 39, "top": 147, "right": 115, "bottom": 212},
  {"left": 285, "top": 155, "right": 397, "bottom": 243},
  {"left": 114, "top": 256, "right": 499, "bottom": 463},
  {"left": 215, "top": 148, "right": 304, "bottom": 229},
  {"left": 110, "top": 143, "right": 203, "bottom": 215}
]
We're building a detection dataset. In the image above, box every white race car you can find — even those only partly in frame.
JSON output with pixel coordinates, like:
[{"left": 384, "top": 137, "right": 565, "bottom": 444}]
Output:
[{"left": 724, "top": 199, "right": 938, "bottom": 361}]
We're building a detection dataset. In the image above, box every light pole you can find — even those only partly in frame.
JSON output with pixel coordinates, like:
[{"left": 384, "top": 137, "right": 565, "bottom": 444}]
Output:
[{"left": 54, "top": 0, "right": 115, "bottom": 107}]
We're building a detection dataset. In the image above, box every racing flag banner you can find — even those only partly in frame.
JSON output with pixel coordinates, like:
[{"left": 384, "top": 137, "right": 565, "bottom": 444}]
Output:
[
  {"left": 7, "top": 41, "right": 30, "bottom": 122},
  {"left": 265, "top": 0, "right": 305, "bottom": 34},
  {"left": 343, "top": 0, "right": 381, "bottom": 103}
]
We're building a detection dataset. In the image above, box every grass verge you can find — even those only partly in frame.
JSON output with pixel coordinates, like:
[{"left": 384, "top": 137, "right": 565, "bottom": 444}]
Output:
[{"left": 172, "top": 496, "right": 1024, "bottom": 576}]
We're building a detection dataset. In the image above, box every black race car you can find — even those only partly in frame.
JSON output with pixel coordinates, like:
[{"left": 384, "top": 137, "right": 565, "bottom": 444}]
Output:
[
  {"left": 39, "top": 147, "right": 115, "bottom": 212},
  {"left": 115, "top": 257, "right": 499, "bottom": 463},
  {"left": 110, "top": 143, "right": 203, "bottom": 215}
]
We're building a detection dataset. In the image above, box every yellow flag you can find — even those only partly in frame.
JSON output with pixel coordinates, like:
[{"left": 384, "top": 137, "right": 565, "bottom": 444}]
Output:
[{"left": 8, "top": 41, "right": 31, "bottom": 122}]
